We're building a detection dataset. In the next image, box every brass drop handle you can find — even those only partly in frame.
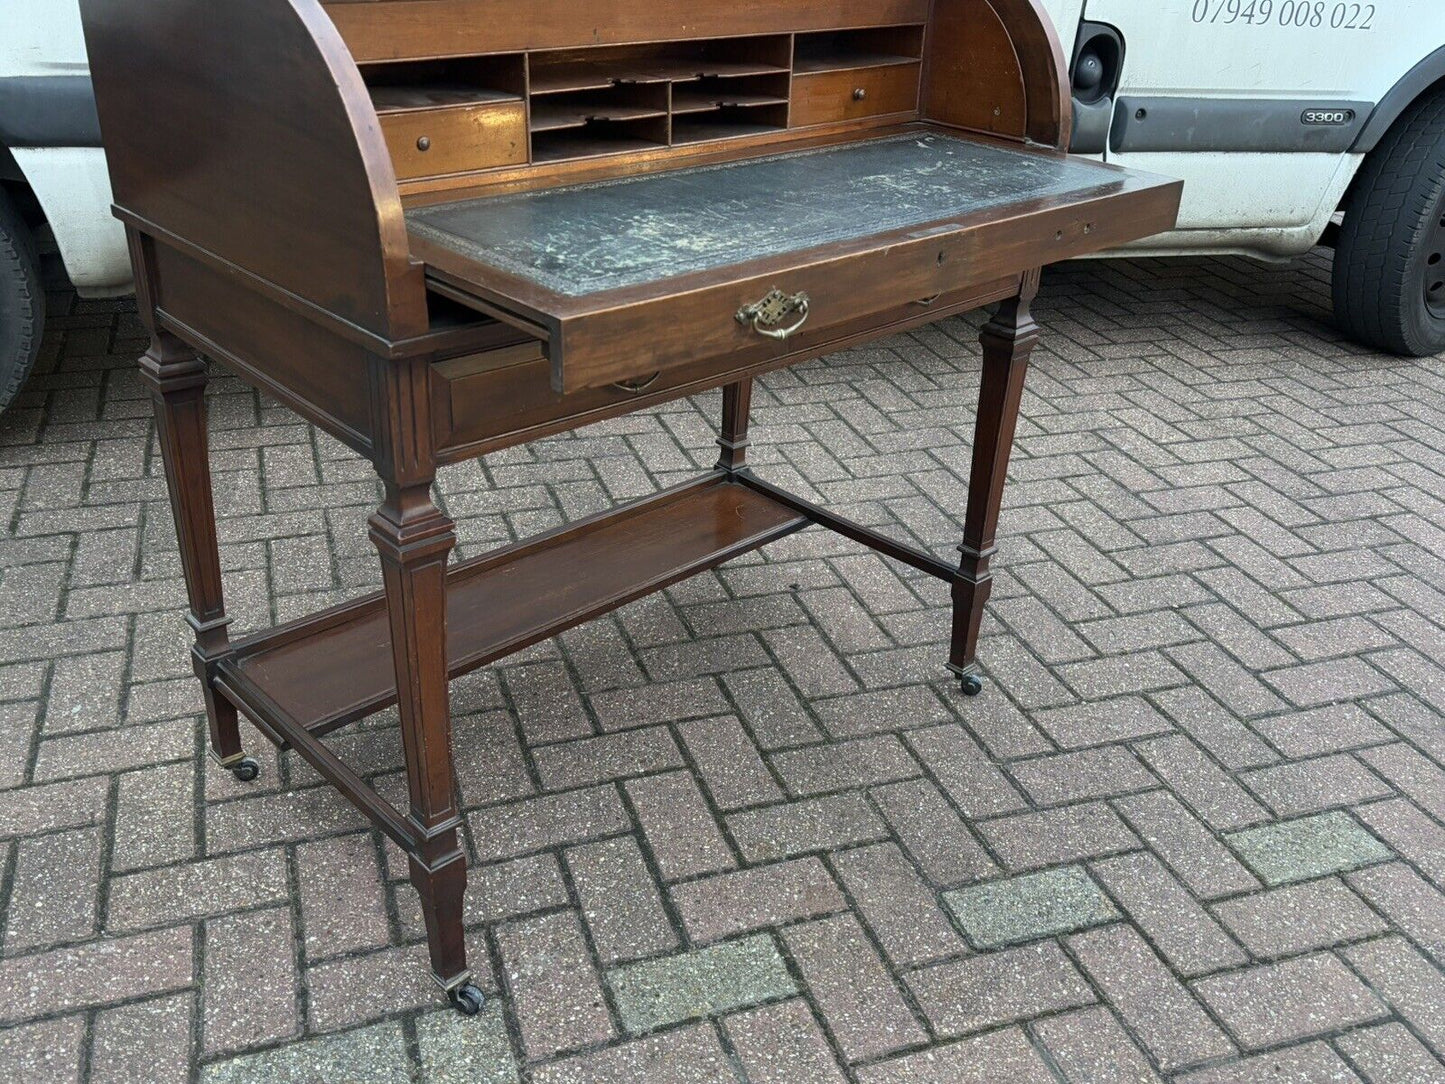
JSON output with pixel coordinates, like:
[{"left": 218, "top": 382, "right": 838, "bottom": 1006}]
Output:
[{"left": 736, "top": 288, "right": 811, "bottom": 342}]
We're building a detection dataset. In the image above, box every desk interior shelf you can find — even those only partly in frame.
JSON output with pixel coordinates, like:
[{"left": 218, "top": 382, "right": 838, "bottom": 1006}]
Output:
[
  {"left": 218, "top": 475, "right": 806, "bottom": 736},
  {"left": 357, "top": 26, "right": 926, "bottom": 179}
]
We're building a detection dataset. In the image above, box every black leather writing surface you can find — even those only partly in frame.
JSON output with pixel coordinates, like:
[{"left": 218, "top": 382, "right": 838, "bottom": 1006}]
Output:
[{"left": 407, "top": 134, "right": 1117, "bottom": 298}]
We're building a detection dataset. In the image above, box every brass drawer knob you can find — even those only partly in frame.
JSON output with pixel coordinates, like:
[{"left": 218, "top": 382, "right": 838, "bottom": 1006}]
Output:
[
  {"left": 416, "top": 136, "right": 431, "bottom": 152},
  {"left": 853, "top": 87, "right": 867, "bottom": 102}
]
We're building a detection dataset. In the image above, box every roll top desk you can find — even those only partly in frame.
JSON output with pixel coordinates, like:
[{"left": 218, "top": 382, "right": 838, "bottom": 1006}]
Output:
[{"left": 79, "top": 0, "right": 1181, "bottom": 1011}]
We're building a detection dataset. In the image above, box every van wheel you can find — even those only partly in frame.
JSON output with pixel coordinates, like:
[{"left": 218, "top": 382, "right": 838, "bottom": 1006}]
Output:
[
  {"left": 1334, "top": 88, "right": 1445, "bottom": 356},
  {"left": 0, "top": 188, "right": 45, "bottom": 412}
]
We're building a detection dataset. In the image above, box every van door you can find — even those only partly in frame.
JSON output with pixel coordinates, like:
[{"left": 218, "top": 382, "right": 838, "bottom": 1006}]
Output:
[{"left": 1080, "top": 0, "right": 1445, "bottom": 255}]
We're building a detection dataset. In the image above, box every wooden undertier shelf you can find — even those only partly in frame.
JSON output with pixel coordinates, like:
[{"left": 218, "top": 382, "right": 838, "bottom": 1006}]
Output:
[{"left": 216, "top": 476, "right": 806, "bottom": 735}]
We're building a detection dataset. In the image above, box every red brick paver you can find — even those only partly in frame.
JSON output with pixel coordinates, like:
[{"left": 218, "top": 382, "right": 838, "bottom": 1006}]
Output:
[{"left": 2, "top": 250, "right": 1444, "bottom": 1081}]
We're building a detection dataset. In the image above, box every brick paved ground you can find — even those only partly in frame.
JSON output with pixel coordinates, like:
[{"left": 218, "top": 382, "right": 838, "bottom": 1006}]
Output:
[{"left": 2, "top": 248, "right": 1444, "bottom": 1083}]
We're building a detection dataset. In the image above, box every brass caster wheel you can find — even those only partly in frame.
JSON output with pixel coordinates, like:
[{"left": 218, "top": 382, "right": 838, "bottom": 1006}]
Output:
[
  {"left": 959, "top": 674, "right": 984, "bottom": 697},
  {"left": 449, "top": 983, "right": 485, "bottom": 1016},
  {"left": 230, "top": 757, "right": 261, "bottom": 782}
]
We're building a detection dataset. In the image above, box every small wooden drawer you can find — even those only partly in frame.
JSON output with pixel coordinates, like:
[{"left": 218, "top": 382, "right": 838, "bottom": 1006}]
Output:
[
  {"left": 789, "top": 63, "right": 921, "bottom": 128},
  {"left": 379, "top": 100, "right": 527, "bottom": 181}
]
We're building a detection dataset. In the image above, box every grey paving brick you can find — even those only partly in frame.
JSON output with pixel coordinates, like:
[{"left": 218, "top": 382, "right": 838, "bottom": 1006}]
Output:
[
  {"left": 1342, "top": 937, "right": 1445, "bottom": 1058},
  {"left": 1173, "top": 1042, "right": 1363, "bottom": 1084},
  {"left": 89, "top": 994, "right": 193, "bottom": 1084},
  {"left": 1226, "top": 811, "right": 1393, "bottom": 886},
  {"left": 832, "top": 842, "right": 965, "bottom": 966},
  {"left": 1090, "top": 852, "right": 1248, "bottom": 977},
  {"left": 723, "top": 999, "right": 847, "bottom": 1084},
  {"left": 531, "top": 1023, "right": 735, "bottom": 1084},
  {"left": 1193, "top": 953, "right": 1387, "bottom": 1050},
  {"left": 565, "top": 836, "right": 677, "bottom": 965},
  {"left": 670, "top": 856, "right": 845, "bottom": 943},
  {"left": 497, "top": 911, "right": 614, "bottom": 1059},
  {"left": 855, "top": 1027, "right": 1056, "bottom": 1084},
  {"left": 870, "top": 777, "right": 998, "bottom": 885},
  {"left": 1154, "top": 687, "right": 1279, "bottom": 770},
  {"left": 415, "top": 1004, "right": 519, "bottom": 1084},
  {"left": 906, "top": 940, "right": 1095, "bottom": 1037},
  {"left": 783, "top": 913, "right": 925, "bottom": 1061},
  {"left": 1212, "top": 878, "right": 1387, "bottom": 958},
  {"left": 944, "top": 866, "right": 1117, "bottom": 949},
  {"left": 606, "top": 934, "right": 795, "bottom": 1033},
  {"left": 1335, "top": 1022, "right": 1445, "bottom": 1084},
  {"left": 1034, "top": 1005, "right": 1164, "bottom": 1084},
  {"left": 980, "top": 801, "right": 1141, "bottom": 871},
  {"left": 1069, "top": 924, "right": 1235, "bottom": 1070},
  {"left": 624, "top": 771, "right": 736, "bottom": 881},
  {"left": 0, "top": 1015, "right": 85, "bottom": 1084},
  {"left": 199, "top": 1022, "right": 413, "bottom": 1084},
  {"left": 727, "top": 791, "right": 888, "bottom": 862}
]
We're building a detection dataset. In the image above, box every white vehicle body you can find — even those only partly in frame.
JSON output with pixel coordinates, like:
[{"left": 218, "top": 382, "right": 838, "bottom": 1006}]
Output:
[
  {"left": 3, "top": 1, "right": 1445, "bottom": 295},
  {"left": 0, "top": 0, "right": 130, "bottom": 295},
  {"left": 1041, "top": 0, "right": 1445, "bottom": 260}
]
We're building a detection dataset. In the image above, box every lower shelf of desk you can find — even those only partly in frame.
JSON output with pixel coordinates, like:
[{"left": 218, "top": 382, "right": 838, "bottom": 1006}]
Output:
[{"left": 215, "top": 473, "right": 806, "bottom": 737}]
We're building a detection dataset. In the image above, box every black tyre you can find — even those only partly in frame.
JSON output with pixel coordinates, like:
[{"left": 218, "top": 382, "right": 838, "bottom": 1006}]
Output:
[
  {"left": 1334, "top": 88, "right": 1445, "bottom": 356},
  {"left": 0, "top": 187, "right": 44, "bottom": 412}
]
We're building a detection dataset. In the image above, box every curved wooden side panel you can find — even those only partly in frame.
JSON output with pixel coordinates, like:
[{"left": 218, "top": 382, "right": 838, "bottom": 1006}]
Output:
[
  {"left": 923, "top": 0, "right": 1072, "bottom": 150},
  {"left": 78, "top": 0, "right": 427, "bottom": 339}
]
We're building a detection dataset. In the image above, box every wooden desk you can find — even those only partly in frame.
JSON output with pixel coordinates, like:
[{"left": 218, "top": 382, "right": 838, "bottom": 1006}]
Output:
[{"left": 79, "top": 0, "right": 1181, "bottom": 1014}]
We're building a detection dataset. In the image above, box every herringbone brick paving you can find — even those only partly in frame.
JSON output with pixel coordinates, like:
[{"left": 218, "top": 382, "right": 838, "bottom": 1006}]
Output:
[{"left": 2, "top": 248, "right": 1443, "bottom": 1082}]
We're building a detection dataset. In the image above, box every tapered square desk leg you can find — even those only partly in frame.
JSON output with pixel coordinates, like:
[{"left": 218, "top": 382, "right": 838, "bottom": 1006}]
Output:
[
  {"left": 369, "top": 484, "right": 482, "bottom": 1015},
  {"left": 717, "top": 379, "right": 754, "bottom": 472},
  {"left": 950, "top": 271, "right": 1041, "bottom": 696},
  {"left": 139, "top": 334, "right": 257, "bottom": 781}
]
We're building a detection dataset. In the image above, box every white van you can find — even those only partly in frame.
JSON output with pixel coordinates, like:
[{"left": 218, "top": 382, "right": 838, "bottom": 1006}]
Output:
[
  {"left": 0, "top": 0, "right": 131, "bottom": 410},
  {"left": 1043, "top": 0, "right": 1445, "bottom": 354},
  {"left": 1, "top": 1, "right": 1443, "bottom": 413}
]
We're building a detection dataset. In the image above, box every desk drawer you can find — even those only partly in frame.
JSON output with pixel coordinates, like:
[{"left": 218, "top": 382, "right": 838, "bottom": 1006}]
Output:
[
  {"left": 408, "top": 131, "right": 1182, "bottom": 394},
  {"left": 790, "top": 64, "right": 921, "bottom": 128},
  {"left": 380, "top": 101, "right": 527, "bottom": 180}
]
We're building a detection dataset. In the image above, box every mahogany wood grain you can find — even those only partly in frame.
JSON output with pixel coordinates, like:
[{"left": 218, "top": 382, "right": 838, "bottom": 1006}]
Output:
[
  {"left": 138, "top": 335, "right": 244, "bottom": 768},
  {"left": 789, "top": 65, "right": 923, "bottom": 129},
  {"left": 950, "top": 268, "right": 1042, "bottom": 680},
  {"left": 381, "top": 101, "right": 528, "bottom": 180},
  {"left": 228, "top": 477, "right": 806, "bottom": 733},
  {"left": 324, "top": 0, "right": 932, "bottom": 62},
  {"left": 79, "top": 0, "right": 427, "bottom": 339},
  {"left": 80, "top": 0, "right": 1183, "bottom": 1004}
]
